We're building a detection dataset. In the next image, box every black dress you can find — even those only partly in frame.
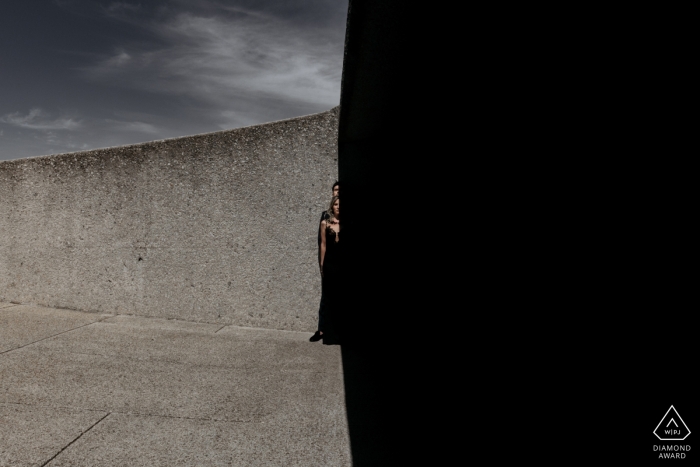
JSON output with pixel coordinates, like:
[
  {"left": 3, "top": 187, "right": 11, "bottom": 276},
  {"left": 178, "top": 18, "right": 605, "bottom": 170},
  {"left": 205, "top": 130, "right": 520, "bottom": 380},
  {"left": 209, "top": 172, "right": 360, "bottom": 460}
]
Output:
[{"left": 321, "top": 222, "right": 342, "bottom": 345}]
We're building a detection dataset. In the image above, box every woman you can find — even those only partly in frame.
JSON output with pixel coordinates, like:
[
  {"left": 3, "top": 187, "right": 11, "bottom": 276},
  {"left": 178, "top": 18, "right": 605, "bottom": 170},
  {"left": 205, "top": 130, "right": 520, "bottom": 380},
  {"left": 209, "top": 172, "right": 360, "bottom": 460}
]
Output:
[
  {"left": 318, "top": 195, "right": 342, "bottom": 344},
  {"left": 310, "top": 182, "right": 340, "bottom": 342}
]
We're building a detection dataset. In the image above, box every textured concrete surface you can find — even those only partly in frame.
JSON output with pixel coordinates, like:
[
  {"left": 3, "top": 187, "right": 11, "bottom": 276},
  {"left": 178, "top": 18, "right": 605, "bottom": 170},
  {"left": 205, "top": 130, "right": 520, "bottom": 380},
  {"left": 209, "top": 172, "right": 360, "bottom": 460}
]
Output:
[
  {"left": 0, "top": 303, "right": 350, "bottom": 466},
  {"left": 0, "top": 108, "right": 338, "bottom": 332},
  {"left": 0, "top": 404, "right": 107, "bottom": 467},
  {"left": 0, "top": 304, "right": 111, "bottom": 353},
  {"left": 45, "top": 412, "right": 348, "bottom": 467}
]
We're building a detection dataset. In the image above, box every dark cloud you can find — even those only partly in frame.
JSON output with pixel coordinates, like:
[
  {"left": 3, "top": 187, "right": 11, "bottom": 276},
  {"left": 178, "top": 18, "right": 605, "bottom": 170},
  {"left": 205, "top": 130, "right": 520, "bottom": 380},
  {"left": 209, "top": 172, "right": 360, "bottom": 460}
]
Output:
[{"left": 0, "top": 0, "right": 347, "bottom": 160}]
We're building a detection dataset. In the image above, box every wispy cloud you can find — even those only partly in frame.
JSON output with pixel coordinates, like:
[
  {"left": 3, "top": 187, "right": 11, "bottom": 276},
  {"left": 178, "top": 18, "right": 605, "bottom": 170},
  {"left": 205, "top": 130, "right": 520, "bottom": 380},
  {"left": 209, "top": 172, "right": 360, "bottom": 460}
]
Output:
[
  {"left": 104, "top": 50, "right": 133, "bottom": 67},
  {"left": 105, "top": 119, "right": 160, "bottom": 134},
  {"left": 2, "top": 1, "right": 347, "bottom": 160},
  {"left": 82, "top": 8, "right": 343, "bottom": 125},
  {"left": 0, "top": 109, "right": 166, "bottom": 159},
  {"left": 0, "top": 108, "right": 82, "bottom": 130}
]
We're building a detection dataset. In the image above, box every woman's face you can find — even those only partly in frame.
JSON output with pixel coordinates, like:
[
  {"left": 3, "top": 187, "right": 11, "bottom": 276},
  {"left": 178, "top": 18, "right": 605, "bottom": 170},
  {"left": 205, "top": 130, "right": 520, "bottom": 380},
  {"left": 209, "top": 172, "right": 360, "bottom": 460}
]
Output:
[{"left": 332, "top": 199, "right": 340, "bottom": 216}]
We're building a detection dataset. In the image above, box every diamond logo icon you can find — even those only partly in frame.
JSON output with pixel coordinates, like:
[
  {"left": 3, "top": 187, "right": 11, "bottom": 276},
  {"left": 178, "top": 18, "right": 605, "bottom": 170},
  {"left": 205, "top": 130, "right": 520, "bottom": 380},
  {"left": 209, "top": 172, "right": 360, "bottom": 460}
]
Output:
[{"left": 654, "top": 405, "right": 691, "bottom": 441}]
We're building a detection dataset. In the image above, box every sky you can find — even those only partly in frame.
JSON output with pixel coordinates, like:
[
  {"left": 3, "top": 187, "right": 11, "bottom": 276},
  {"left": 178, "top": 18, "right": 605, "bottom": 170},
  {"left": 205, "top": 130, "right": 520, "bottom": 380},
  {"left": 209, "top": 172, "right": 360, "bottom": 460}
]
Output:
[{"left": 0, "top": 0, "right": 348, "bottom": 161}]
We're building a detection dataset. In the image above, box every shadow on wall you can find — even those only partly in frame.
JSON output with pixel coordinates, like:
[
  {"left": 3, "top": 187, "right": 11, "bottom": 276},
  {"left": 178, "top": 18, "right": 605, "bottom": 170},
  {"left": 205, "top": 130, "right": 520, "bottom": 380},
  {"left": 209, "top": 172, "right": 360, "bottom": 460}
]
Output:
[
  {"left": 335, "top": 1, "right": 700, "bottom": 465},
  {"left": 336, "top": 1, "right": 451, "bottom": 465}
]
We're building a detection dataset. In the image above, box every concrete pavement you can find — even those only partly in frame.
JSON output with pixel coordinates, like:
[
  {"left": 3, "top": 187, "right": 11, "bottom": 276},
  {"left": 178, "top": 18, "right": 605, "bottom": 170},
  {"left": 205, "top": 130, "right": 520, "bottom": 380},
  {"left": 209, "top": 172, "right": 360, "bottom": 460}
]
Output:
[{"left": 0, "top": 303, "right": 350, "bottom": 466}]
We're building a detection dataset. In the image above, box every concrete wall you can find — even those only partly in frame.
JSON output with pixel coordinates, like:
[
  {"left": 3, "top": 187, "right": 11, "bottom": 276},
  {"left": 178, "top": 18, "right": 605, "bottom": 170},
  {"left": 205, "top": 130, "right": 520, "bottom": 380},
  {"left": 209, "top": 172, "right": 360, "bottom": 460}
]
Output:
[{"left": 0, "top": 108, "right": 338, "bottom": 332}]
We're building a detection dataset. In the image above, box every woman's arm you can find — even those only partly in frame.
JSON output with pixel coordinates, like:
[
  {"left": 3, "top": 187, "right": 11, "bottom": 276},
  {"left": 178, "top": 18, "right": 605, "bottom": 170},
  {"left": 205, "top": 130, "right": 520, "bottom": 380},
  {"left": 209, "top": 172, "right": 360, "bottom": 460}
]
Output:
[
  {"left": 319, "top": 220, "right": 327, "bottom": 277},
  {"left": 317, "top": 212, "right": 326, "bottom": 265}
]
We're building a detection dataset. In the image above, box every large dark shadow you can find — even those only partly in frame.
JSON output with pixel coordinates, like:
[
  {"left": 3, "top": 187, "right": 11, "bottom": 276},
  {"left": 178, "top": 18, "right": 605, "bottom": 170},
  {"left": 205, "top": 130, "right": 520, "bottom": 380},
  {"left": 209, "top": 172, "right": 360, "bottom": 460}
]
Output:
[
  {"left": 336, "top": 2, "right": 453, "bottom": 465},
  {"left": 336, "top": 3, "right": 699, "bottom": 464}
]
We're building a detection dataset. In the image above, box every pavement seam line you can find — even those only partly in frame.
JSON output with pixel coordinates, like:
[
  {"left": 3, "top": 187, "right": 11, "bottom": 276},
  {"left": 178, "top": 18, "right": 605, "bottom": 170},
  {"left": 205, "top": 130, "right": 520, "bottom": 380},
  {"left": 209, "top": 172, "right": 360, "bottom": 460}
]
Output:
[
  {"left": 108, "top": 410, "right": 249, "bottom": 423},
  {"left": 0, "top": 316, "right": 113, "bottom": 356},
  {"left": 39, "top": 412, "right": 111, "bottom": 467},
  {"left": 3, "top": 306, "right": 312, "bottom": 334},
  {"left": 1, "top": 402, "right": 250, "bottom": 423},
  {"left": 17, "top": 347, "right": 261, "bottom": 369},
  {"left": 93, "top": 312, "right": 311, "bottom": 334},
  {"left": 1, "top": 401, "right": 112, "bottom": 415}
]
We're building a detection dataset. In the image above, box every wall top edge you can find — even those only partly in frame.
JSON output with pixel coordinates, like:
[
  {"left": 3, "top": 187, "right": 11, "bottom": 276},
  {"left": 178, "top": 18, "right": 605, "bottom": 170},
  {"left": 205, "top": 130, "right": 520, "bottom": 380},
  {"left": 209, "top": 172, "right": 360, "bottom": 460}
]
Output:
[{"left": 0, "top": 106, "right": 339, "bottom": 165}]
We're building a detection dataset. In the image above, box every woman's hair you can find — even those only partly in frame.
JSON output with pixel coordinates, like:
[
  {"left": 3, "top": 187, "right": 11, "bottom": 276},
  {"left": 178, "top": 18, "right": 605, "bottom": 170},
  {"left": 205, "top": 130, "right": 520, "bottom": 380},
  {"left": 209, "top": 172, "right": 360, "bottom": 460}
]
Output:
[{"left": 327, "top": 195, "right": 340, "bottom": 223}]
